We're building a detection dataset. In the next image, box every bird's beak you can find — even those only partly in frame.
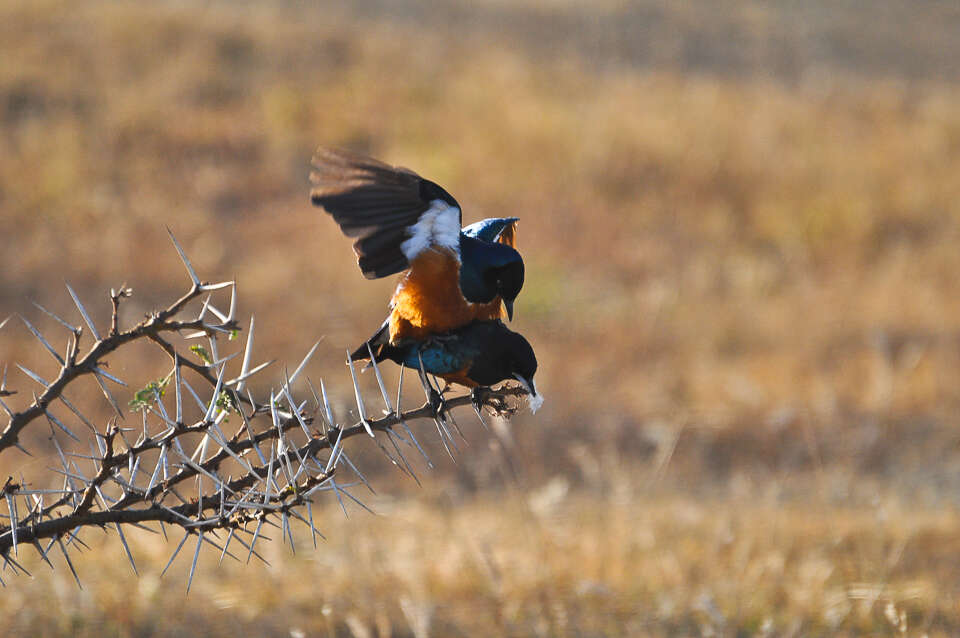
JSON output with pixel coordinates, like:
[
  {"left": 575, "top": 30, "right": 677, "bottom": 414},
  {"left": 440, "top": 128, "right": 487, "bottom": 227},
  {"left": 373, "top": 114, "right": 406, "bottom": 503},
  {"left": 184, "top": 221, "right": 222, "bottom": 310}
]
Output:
[
  {"left": 512, "top": 373, "right": 543, "bottom": 413},
  {"left": 513, "top": 374, "right": 536, "bottom": 397},
  {"left": 504, "top": 299, "right": 514, "bottom": 321}
]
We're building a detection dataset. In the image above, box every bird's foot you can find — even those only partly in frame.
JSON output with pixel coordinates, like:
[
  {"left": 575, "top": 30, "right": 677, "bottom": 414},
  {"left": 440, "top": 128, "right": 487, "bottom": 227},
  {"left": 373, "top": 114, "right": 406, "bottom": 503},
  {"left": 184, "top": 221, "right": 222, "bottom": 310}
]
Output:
[
  {"left": 471, "top": 386, "right": 509, "bottom": 415},
  {"left": 471, "top": 386, "right": 490, "bottom": 414}
]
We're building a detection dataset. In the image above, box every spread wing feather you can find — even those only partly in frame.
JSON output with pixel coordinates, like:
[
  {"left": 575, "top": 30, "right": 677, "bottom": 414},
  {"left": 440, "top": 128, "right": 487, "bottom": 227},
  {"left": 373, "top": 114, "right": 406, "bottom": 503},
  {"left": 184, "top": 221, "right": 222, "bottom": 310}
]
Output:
[{"left": 310, "top": 147, "right": 462, "bottom": 279}]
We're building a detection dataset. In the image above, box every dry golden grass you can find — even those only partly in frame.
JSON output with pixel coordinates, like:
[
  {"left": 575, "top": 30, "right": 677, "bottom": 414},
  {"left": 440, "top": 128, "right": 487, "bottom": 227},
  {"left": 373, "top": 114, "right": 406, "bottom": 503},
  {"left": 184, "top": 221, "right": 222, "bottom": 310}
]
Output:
[
  {"left": 3, "top": 0, "right": 960, "bottom": 634},
  {"left": 7, "top": 489, "right": 960, "bottom": 637}
]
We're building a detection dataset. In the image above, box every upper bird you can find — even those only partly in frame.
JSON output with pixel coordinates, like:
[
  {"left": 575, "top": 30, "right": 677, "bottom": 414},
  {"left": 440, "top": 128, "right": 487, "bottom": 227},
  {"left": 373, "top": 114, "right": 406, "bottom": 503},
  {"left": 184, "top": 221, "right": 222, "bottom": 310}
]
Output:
[{"left": 309, "top": 147, "right": 524, "bottom": 345}]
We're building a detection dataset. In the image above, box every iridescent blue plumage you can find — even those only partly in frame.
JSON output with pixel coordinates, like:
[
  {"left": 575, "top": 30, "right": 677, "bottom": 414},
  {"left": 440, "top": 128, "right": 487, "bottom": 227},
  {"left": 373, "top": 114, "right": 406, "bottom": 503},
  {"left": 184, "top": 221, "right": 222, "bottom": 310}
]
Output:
[
  {"left": 458, "top": 234, "right": 523, "bottom": 305},
  {"left": 397, "top": 333, "right": 480, "bottom": 375},
  {"left": 370, "top": 320, "right": 538, "bottom": 395},
  {"left": 461, "top": 217, "right": 520, "bottom": 243}
]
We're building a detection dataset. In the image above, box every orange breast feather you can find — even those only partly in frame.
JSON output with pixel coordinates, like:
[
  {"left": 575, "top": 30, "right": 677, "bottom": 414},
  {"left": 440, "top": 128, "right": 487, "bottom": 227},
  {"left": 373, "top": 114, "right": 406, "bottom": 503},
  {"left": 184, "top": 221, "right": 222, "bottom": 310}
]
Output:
[{"left": 389, "top": 249, "right": 476, "bottom": 342}]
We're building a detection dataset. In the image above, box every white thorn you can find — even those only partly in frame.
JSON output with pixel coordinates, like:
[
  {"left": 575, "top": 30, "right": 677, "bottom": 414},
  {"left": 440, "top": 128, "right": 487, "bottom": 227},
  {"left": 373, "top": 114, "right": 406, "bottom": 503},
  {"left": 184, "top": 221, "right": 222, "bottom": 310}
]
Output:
[
  {"left": 19, "top": 314, "right": 63, "bottom": 365},
  {"left": 236, "top": 316, "right": 255, "bottom": 393},
  {"left": 166, "top": 227, "right": 200, "bottom": 286},
  {"left": 288, "top": 339, "right": 323, "bottom": 388},
  {"left": 64, "top": 282, "right": 101, "bottom": 341},
  {"left": 346, "top": 350, "right": 374, "bottom": 437}
]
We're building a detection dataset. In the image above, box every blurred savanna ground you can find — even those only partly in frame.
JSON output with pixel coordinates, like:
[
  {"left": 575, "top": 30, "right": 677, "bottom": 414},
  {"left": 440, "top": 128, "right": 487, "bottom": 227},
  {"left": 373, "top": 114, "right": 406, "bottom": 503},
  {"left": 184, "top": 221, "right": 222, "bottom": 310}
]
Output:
[{"left": 3, "top": 0, "right": 960, "bottom": 635}]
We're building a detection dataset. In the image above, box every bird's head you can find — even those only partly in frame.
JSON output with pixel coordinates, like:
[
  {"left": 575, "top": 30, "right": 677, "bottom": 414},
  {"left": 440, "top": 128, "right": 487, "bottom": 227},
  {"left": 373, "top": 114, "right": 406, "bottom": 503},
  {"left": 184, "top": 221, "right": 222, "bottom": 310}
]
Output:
[
  {"left": 460, "top": 236, "right": 525, "bottom": 318},
  {"left": 468, "top": 325, "right": 541, "bottom": 412}
]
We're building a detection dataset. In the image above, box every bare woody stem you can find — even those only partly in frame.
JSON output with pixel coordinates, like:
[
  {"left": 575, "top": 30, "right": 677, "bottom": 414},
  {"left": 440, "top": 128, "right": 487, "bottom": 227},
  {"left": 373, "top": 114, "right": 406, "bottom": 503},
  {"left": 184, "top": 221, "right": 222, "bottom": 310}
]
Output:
[
  {"left": 0, "top": 283, "right": 237, "bottom": 457},
  {"left": 0, "top": 384, "right": 525, "bottom": 556}
]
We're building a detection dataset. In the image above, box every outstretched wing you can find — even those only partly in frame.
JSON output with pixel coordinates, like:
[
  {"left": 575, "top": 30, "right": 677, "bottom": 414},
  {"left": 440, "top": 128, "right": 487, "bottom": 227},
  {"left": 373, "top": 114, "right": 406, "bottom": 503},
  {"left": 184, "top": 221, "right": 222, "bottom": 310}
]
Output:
[{"left": 310, "top": 147, "right": 463, "bottom": 279}]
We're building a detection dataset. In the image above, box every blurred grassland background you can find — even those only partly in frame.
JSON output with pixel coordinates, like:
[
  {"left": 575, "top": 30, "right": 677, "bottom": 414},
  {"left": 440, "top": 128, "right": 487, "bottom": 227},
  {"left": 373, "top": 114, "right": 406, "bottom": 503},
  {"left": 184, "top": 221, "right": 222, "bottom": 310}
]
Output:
[{"left": 3, "top": 0, "right": 960, "bottom": 635}]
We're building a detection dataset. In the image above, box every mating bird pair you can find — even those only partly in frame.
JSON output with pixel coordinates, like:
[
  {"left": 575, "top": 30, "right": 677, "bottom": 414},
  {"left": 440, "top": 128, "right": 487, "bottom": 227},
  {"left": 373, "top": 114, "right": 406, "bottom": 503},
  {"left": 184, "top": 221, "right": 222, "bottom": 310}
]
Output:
[{"left": 309, "top": 147, "right": 541, "bottom": 412}]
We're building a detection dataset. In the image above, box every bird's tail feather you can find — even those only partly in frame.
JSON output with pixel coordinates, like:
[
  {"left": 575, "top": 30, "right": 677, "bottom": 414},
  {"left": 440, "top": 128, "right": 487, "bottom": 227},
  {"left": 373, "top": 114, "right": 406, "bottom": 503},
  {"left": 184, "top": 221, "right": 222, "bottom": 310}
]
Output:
[{"left": 350, "top": 320, "right": 391, "bottom": 361}]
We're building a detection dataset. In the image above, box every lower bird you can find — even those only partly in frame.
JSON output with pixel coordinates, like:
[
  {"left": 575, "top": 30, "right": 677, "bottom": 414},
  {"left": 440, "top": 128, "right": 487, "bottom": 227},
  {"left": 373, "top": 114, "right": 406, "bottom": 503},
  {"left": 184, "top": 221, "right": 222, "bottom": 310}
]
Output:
[{"left": 355, "top": 319, "right": 543, "bottom": 413}]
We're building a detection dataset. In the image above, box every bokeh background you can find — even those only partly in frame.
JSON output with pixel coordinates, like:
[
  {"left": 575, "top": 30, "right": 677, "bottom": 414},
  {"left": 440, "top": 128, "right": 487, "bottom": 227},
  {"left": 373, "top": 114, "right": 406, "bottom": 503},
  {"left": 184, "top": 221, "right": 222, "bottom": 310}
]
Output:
[{"left": 3, "top": 0, "right": 960, "bottom": 635}]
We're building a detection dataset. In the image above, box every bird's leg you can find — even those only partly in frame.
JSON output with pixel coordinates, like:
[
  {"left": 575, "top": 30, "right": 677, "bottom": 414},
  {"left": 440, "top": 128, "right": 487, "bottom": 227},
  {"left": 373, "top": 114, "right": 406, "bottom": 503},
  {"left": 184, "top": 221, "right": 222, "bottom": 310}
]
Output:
[
  {"left": 415, "top": 352, "right": 447, "bottom": 419},
  {"left": 470, "top": 386, "right": 492, "bottom": 430},
  {"left": 427, "top": 384, "right": 447, "bottom": 419}
]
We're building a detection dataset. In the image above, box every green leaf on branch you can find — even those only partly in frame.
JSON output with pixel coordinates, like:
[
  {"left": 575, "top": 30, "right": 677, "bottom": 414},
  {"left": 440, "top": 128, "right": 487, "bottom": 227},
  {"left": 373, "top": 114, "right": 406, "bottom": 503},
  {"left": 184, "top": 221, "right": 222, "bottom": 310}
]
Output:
[
  {"left": 128, "top": 377, "right": 171, "bottom": 412},
  {"left": 190, "top": 345, "right": 213, "bottom": 364}
]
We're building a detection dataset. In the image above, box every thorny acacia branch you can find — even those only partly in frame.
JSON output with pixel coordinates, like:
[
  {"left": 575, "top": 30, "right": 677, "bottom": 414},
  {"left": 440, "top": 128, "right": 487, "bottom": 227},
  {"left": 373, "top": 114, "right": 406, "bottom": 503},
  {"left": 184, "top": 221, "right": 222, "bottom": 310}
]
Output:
[{"left": 0, "top": 232, "right": 532, "bottom": 587}]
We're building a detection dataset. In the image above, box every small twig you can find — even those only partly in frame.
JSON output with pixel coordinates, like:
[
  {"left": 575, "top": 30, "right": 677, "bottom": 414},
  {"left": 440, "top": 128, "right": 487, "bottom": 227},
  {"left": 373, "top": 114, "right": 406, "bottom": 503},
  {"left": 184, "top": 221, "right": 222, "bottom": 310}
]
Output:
[{"left": 109, "top": 285, "right": 132, "bottom": 337}]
